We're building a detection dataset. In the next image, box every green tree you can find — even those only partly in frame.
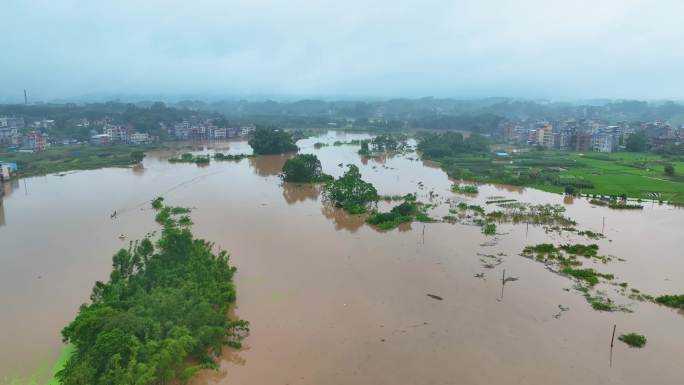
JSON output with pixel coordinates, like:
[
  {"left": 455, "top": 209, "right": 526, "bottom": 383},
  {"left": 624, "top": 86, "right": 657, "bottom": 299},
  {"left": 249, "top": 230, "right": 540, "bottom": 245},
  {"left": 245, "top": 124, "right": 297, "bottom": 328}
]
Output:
[
  {"left": 130, "top": 150, "right": 144, "bottom": 163},
  {"left": 248, "top": 127, "right": 298, "bottom": 155},
  {"left": 281, "top": 154, "right": 329, "bottom": 182},
  {"left": 322, "top": 164, "right": 378, "bottom": 213},
  {"left": 625, "top": 131, "right": 648, "bottom": 152},
  {"left": 664, "top": 164, "right": 675, "bottom": 176}
]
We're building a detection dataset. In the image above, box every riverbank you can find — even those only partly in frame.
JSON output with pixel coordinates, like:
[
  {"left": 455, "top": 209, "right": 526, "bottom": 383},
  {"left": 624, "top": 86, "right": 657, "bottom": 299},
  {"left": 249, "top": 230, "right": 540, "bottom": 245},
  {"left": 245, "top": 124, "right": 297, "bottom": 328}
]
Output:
[{"left": 0, "top": 144, "right": 161, "bottom": 178}]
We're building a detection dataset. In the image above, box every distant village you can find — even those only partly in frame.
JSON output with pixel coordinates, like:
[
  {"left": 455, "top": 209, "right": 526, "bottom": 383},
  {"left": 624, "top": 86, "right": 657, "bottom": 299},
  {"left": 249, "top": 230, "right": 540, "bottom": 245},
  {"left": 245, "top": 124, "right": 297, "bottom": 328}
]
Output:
[
  {"left": 496, "top": 118, "right": 684, "bottom": 152},
  {"left": 0, "top": 115, "right": 256, "bottom": 152}
]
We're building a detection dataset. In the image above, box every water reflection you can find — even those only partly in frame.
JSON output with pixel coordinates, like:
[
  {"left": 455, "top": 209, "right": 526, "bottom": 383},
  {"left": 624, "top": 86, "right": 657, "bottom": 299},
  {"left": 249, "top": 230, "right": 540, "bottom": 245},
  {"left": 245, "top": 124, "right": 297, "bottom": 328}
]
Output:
[
  {"left": 249, "top": 154, "right": 293, "bottom": 177},
  {"left": 281, "top": 182, "right": 321, "bottom": 205},
  {"left": 563, "top": 195, "right": 574, "bottom": 205},
  {"left": 0, "top": 203, "right": 5, "bottom": 227},
  {"left": 131, "top": 163, "right": 146, "bottom": 176},
  {"left": 320, "top": 204, "right": 365, "bottom": 232}
]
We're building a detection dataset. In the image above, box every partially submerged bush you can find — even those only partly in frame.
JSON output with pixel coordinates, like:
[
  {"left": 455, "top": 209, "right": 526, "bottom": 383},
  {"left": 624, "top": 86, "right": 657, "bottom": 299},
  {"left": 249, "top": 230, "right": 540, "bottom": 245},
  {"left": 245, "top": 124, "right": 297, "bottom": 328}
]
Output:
[
  {"left": 452, "top": 184, "right": 479, "bottom": 194},
  {"left": 482, "top": 223, "right": 496, "bottom": 235},
  {"left": 248, "top": 127, "right": 298, "bottom": 155},
  {"left": 655, "top": 294, "right": 684, "bottom": 309},
  {"left": 619, "top": 333, "right": 647, "bottom": 348},
  {"left": 322, "top": 164, "right": 378, "bottom": 213},
  {"left": 281, "top": 154, "right": 331, "bottom": 183}
]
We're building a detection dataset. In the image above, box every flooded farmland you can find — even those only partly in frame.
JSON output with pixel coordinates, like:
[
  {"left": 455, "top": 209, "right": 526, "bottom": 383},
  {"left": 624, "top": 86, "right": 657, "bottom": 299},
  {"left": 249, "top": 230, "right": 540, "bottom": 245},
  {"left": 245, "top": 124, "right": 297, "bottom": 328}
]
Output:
[{"left": 1, "top": 132, "right": 683, "bottom": 385}]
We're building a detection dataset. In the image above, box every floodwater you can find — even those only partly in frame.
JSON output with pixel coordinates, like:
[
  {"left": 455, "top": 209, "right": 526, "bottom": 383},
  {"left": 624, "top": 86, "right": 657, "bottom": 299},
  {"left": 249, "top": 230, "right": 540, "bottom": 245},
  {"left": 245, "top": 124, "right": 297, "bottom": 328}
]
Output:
[{"left": 1, "top": 132, "right": 683, "bottom": 385}]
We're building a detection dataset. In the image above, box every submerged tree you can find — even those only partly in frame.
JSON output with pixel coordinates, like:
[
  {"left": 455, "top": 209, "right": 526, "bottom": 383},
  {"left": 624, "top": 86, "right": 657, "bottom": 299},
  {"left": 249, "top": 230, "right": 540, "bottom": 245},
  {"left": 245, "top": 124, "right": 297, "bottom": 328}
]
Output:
[
  {"left": 57, "top": 200, "right": 248, "bottom": 385},
  {"left": 248, "top": 127, "right": 298, "bottom": 155},
  {"left": 322, "top": 164, "right": 378, "bottom": 213},
  {"left": 281, "top": 154, "right": 331, "bottom": 182}
]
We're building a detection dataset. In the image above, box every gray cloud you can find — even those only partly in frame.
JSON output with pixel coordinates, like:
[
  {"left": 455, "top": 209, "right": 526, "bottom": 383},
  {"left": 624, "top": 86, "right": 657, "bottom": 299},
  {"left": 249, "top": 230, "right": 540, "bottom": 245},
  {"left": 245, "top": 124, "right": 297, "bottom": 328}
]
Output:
[{"left": 2, "top": 0, "right": 683, "bottom": 101}]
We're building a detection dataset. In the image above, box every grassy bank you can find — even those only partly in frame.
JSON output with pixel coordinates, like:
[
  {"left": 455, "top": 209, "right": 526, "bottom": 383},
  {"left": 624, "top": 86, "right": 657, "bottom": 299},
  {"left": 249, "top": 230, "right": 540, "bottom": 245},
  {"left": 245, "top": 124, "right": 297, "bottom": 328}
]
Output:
[
  {"left": 431, "top": 149, "right": 684, "bottom": 204},
  {"left": 45, "top": 345, "right": 73, "bottom": 385},
  {"left": 0, "top": 144, "right": 161, "bottom": 178}
]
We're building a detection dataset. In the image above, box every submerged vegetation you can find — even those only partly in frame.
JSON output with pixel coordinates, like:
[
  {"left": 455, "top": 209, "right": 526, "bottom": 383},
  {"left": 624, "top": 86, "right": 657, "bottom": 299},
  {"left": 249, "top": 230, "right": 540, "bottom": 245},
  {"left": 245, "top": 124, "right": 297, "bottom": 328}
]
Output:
[
  {"left": 213, "top": 153, "right": 253, "bottom": 161},
  {"left": 248, "top": 127, "right": 298, "bottom": 155},
  {"left": 366, "top": 194, "right": 433, "bottom": 230},
  {"left": 482, "top": 223, "right": 496, "bottom": 235},
  {"left": 281, "top": 154, "right": 332, "bottom": 183},
  {"left": 452, "top": 184, "right": 479, "bottom": 194},
  {"left": 619, "top": 333, "right": 647, "bottom": 348},
  {"left": 322, "top": 164, "right": 378, "bottom": 214},
  {"left": 168, "top": 153, "right": 211, "bottom": 164},
  {"left": 56, "top": 200, "right": 247, "bottom": 385},
  {"left": 654, "top": 294, "right": 684, "bottom": 309}
]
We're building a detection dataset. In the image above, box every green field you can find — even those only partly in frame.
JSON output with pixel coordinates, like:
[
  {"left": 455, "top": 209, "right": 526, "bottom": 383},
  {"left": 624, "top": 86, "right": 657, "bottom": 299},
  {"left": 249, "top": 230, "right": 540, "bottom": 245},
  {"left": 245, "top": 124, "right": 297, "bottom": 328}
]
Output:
[
  {"left": 0, "top": 144, "right": 159, "bottom": 178},
  {"left": 435, "top": 150, "right": 684, "bottom": 204}
]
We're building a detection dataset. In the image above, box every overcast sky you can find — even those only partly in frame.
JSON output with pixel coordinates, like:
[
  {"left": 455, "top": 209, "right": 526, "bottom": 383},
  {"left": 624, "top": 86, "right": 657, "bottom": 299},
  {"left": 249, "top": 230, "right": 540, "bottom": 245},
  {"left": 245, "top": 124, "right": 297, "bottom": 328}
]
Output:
[{"left": 2, "top": 0, "right": 683, "bottom": 102}]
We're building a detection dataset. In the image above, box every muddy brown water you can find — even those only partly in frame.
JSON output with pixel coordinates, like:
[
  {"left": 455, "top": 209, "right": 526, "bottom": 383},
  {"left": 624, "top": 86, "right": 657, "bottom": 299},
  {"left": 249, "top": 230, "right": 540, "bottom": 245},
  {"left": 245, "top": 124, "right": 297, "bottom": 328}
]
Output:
[{"left": 1, "top": 132, "right": 683, "bottom": 385}]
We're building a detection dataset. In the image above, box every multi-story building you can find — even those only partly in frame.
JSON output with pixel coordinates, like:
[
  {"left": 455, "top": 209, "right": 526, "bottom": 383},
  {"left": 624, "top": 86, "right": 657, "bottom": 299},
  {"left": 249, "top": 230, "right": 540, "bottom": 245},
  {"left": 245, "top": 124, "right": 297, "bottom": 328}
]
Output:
[
  {"left": 130, "top": 132, "right": 151, "bottom": 145},
  {"left": 20, "top": 131, "right": 48, "bottom": 152},
  {"left": 103, "top": 124, "right": 129, "bottom": 144},
  {"left": 0, "top": 117, "right": 25, "bottom": 145},
  {"left": 591, "top": 132, "right": 615, "bottom": 152}
]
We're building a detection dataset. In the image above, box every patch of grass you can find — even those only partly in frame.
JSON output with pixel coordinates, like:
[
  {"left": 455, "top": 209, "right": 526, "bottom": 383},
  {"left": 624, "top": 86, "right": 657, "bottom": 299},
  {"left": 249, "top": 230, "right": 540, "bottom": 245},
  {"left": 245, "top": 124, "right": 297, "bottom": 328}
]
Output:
[
  {"left": 0, "top": 144, "right": 159, "bottom": 177},
  {"left": 482, "top": 223, "right": 496, "bottom": 235},
  {"left": 169, "top": 153, "right": 211, "bottom": 164},
  {"left": 654, "top": 294, "right": 684, "bottom": 309},
  {"left": 427, "top": 150, "right": 684, "bottom": 204},
  {"left": 619, "top": 333, "right": 647, "bottom": 348},
  {"left": 562, "top": 267, "right": 614, "bottom": 286},
  {"left": 452, "top": 184, "right": 479, "bottom": 194}
]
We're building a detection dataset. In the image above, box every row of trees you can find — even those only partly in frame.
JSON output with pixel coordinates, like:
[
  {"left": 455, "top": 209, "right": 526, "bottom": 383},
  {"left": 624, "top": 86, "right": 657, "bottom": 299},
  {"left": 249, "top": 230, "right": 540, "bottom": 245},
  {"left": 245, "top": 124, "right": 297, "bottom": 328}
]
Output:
[
  {"left": 248, "top": 127, "right": 298, "bottom": 155},
  {"left": 416, "top": 131, "right": 490, "bottom": 159}
]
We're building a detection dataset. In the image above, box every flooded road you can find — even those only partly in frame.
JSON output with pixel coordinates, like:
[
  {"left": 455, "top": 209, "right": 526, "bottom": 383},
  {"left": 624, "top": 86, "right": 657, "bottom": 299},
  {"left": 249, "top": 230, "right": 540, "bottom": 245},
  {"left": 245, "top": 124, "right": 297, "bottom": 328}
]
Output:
[{"left": 1, "top": 132, "right": 683, "bottom": 385}]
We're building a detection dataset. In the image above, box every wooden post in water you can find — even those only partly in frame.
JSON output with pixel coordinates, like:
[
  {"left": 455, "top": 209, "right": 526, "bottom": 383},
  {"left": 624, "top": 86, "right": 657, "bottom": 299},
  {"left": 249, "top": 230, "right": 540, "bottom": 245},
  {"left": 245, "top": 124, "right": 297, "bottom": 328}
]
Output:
[
  {"left": 422, "top": 224, "right": 426, "bottom": 245},
  {"left": 602, "top": 216, "right": 605, "bottom": 234},
  {"left": 501, "top": 269, "right": 506, "bottom": 299},
  {"left": 610, "top": 324, "right": 616, "bottom": 368}
]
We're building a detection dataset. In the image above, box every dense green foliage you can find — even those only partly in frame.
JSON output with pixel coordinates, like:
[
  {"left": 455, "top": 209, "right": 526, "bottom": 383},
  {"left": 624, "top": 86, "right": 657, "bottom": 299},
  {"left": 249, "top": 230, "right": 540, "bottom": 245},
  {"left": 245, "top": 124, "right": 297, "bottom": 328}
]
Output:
[
  {"left": 452, "top": 184, "right": 479, "bottom": 194},
  {"left": 322, "top": 164, "right": 378, "bottom": 213},
  {"left": 281, "top": 154, "right": 331, "bottom": 182},
  {"left": 366, "top": 195, "right": 423, "bottom": 229},
  {"left": 482, "top": 223, "right": 496, "bottom": 235},
  {"left": 57, "top": 201, "right": 247, "bottom": 385},
  {"left": 417, "top": 132, "right": 489, "bottom": 158},
  {"left": 625, "top": 131, "right": 648, "bottom": 152},
  {"left": 619, "top": 333, "right": 647, "bottom": 348},
  {"left": 248, "top": 127, "right": 298, "bottom": 155}
]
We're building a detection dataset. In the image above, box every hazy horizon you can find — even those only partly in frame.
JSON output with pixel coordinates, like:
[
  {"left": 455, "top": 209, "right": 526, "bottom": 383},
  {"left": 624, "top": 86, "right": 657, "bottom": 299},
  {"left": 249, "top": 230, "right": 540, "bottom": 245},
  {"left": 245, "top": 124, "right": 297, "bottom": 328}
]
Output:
[{"left": 3, "top": 0, "right": 684, "bottom": 102}]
